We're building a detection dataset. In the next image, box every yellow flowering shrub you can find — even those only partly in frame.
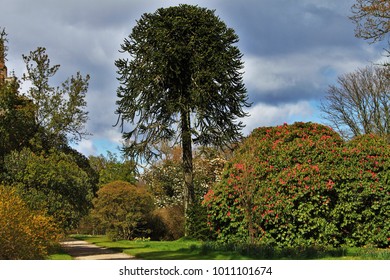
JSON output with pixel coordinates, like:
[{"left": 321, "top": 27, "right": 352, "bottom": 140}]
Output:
[{"left": 0, "top": 185, "right": 61, "bottom": 259}]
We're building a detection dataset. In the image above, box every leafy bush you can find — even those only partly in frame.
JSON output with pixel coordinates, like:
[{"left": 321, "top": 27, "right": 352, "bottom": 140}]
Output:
[
  {"left": 204, "top": 122, "right": 390, "bottom": 247},
  {"left": 331, "top": 134, "right": 390, "bottom": 247},
  {"left": 0, "top": 185, "right": 60, "bottom": 259},
  {"left": 91, "top": 180, "right": 154, "bottom": 240},
  {"left": 2, "top": 148, "right": 96, "bottom": 231},
  {"left": 150, "top": 205, "right": 185, "bottom": 240}
]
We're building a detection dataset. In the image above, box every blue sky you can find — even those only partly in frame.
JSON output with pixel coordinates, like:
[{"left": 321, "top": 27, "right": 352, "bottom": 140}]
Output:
[{"left": 2, "top": 0, "right": 387, "bottom": 157}]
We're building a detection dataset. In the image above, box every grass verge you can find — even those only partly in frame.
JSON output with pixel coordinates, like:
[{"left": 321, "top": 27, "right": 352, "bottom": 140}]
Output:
[
  {"left": 68, "top": 235, "right": 390, "bottom": 260},
  {"left": 46, "top": 243, "right": 72, "bottom": 260}
]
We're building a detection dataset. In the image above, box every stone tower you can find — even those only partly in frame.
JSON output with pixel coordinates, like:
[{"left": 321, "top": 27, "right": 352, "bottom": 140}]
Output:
[{"left": 0, "top": 41, "right": 7, "bottom": 84}]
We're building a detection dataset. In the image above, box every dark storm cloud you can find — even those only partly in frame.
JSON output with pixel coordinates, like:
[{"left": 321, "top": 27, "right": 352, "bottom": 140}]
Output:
[{"left": 214, "top": 0, "right": 358, "bottom": 55}]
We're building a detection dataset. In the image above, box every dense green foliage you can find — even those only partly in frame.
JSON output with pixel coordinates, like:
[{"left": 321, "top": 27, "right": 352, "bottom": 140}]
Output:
[
  {"left": 88, "top": 152, "right": 137, "bottom": 186},
  {"left": 0, "top": 81, "right": 36, "bottom": 166},
  {"left": 0, "top": 185, "right": 60, "bottom": 259},
  {"left": 91, "top": 181, "right": 155, "bottom": 240},
  {"left": 205, "top": 122, "right": 390, "bottom": 248},
  {"left": 2, "top": 148, "right": 96, "bottom": 231},
  {"left": 334, "top": 134, "right": 390, "bottom": 246}
]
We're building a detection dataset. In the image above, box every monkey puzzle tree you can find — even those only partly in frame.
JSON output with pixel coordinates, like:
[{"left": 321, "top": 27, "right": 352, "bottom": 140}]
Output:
[{"left": 115, "top": 4, "right": 249, "bottom": 232}]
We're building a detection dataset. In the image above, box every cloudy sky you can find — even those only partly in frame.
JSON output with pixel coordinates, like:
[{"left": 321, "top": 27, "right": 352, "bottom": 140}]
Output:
[{"left": 2, "top": 0, "right": 387, "bottom": 157}]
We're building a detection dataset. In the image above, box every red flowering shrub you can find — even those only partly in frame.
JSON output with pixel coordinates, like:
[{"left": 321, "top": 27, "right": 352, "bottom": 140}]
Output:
[
  {"left": 204, "top": 122, "right": 390, "bottom": 247},
  {"left": 330, "top": 134, "right": 390, "bottom": 247}
]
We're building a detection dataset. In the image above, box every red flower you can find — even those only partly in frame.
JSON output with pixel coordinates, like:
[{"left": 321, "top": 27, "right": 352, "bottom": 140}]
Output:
[
  {"left": 234, "top": 163, "right": 245, "bottom": 171},
  {"left": 312, "top": 165, "right": 320, "bottom": 172},
  {"left": 326, "top": 179, "right": 334, "bottom": 190}
]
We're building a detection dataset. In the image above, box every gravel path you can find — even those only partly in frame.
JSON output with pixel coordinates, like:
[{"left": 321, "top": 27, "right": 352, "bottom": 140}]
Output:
[{"left": 60, "top": 239, "right": 136, "bottom": 260}]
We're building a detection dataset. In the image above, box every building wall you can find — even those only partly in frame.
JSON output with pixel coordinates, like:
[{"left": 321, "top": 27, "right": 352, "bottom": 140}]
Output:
[{"left": 0, "top": 53, "right": 7, "bottom": 84}]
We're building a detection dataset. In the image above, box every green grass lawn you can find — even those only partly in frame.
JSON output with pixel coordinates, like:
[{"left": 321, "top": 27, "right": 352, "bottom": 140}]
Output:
[
  {"left": 54, "top": 235, "right": 390, "bottom": 260},
  {"left": 47, "top": 244, "right": 73, "bottom": 260},
  {"left": 70, "top": 235, "right": 250, "bottom": 260}
]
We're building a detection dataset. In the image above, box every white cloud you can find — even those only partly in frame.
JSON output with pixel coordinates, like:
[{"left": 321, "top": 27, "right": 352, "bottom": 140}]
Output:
[
  {"left": 244, "top": 55, "right": 300, "bottom": 92},
  {"left": 105, "top": 128, "right": 124, "bottom": 145},
  {"left": 243, "top": 46, "right": 378, "bottom": 100},
  {"left": 72, "top": 127, "right": 124, "bottom": 157},
  {"left": 241, "top": 101, "right": 317, "bottom": 135},
  {"left": 73, "top": 139, "right": 97, "bottom": 156}
]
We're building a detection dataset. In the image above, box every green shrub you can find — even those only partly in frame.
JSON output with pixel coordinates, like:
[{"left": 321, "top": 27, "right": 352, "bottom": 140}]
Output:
[
  {"left": 0, "top": 185, "right": 60, "bottom": 259},
  {"left": 2, "top": 148, "right": 96, "bottom": 231},
  {"left": 150, "top": 204, "right": 185, "bottom": 240},
  {"left": 204, "top": 122, "right": 390, "bottom": 247},
  {"left": 91, "top": 180, "right": 154, "bottom": 240},
  {"left": 331, "top": 134, "right": 390, "bottom": 247}
]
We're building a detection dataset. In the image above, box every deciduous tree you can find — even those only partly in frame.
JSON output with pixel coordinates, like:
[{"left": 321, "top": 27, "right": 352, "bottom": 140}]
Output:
[
  {"left": 320, "top": 65, "right": 389, "bottom": 141},
  {"left": 88, "top": 152, "right": 137, "bottom": 186},
  {"left": 351, "top": 0, "right": 390, "bottom": 43},
  {"left": 351, "top": 0, "right": 390, "bottom": 68},
  {"left": 0, "top": 81, "right": 35, "bottom": 166},
  {"left": 22, "top": 47, "right": 90, "bottom": 145},
  {"left": 0, "top": 185, "right": 60, "bottom": 259}
]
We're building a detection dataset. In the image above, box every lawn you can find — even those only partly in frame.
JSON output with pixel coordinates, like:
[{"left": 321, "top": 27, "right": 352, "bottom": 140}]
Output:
[
  {"left": 70, "top": 235, "right": 251, "bottom": 260},
  {"left": 52, "top": 235, "right": 390, "bottom": 260}
]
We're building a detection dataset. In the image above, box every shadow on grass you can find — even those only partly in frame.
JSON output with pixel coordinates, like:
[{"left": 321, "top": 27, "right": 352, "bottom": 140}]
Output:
[
  {"left": 120, "top": 243, "right": 348, "bottom": 260},
  {"left": 199, "top": 242, "right": 349, "bottom": 260},
  {"left": 128, "top": 246, "right": 250, "bottom": 260}
]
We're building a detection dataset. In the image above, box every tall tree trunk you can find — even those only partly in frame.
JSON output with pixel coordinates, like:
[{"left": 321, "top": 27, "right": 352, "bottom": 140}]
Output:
[{"left": 181, "top": 108, "right": 194, "bottom": 236}]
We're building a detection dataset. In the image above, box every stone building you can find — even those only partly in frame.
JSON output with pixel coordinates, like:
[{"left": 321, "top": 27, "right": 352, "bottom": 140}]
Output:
[
  {"left": 0, "top": 48, "right": 7, "bottom": 84},
  {"left": 0, "top": 40, "right": 14, "bottom": 84}
]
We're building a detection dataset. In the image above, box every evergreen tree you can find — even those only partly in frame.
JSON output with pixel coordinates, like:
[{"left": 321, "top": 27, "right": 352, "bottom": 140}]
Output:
[{"left": 115, "top": 5, "right": 250, "bottom": 232}]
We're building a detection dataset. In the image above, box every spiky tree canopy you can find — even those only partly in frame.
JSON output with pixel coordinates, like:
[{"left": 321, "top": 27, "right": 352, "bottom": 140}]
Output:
[{"left": 115, "top": 4, "right": 250, "bottom": 163}]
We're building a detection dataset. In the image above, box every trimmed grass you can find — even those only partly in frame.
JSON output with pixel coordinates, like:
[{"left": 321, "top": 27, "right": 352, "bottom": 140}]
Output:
[
  {"left": 47, "top": 253, "right": 73, "bottom": 260},
  {"left": 68, "top": 235, "right": 390, "bottom": 260},
  {"left": 70, "top": 235, "right": 249, "bottom": 260},
  {"left": 46, "top": 244, "right": 73, "bottom": 260}
]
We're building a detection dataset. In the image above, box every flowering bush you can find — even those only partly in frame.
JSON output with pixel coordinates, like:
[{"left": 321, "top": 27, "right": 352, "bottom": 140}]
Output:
[
  {"left": 0, "top": 185, "right": 60, "bottom": 259},
  {"left": 204, "top": 122, "right": 390, "bottom": 247},
  {"left": 330, "top": 134, "right": 390, "bottom": 247}
]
